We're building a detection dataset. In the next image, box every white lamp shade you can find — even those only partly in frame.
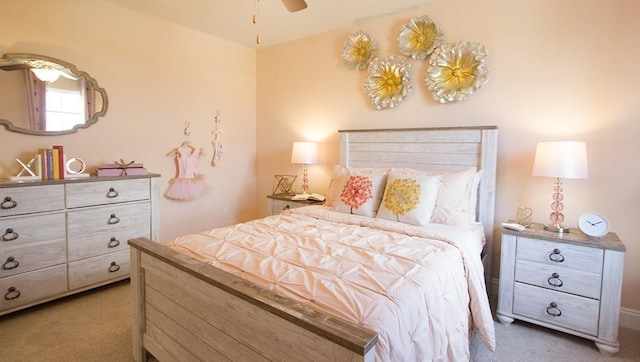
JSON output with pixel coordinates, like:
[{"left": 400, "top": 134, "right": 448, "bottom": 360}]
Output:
[
  {"left": 532, "top": 141, "right": 588, "bottom": 179},
  {"left": 291, "top": 142, "right": 318, "bottom": 164}
]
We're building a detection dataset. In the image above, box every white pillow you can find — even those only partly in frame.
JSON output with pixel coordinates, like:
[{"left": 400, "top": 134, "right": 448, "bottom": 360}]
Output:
[
  {"left": 331, "top": 170, "right": 388, "bottom": 217},
  {"left": 430, "top": 167, "right": 477, "bottom": 226},
  {"left": 375, "top": 173, "right": 441, "bottom": 226}
]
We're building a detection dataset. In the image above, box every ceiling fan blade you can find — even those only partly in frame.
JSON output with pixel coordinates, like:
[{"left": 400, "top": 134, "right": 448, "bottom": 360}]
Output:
[{"left": 281, "top": 0, "right": 307, "bottom": 12}]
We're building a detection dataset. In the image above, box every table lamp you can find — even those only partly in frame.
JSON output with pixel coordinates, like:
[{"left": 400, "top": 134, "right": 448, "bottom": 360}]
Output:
[
  {"left": 532, "top": 141, "right": 588, "bottom": 233},
  {"left": 291, "top": 141, "right": 318, "bottom": 196}
]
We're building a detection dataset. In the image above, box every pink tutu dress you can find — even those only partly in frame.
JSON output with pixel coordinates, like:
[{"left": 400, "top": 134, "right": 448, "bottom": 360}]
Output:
[{"left": 165, "top": 146, "right": 212, "bottom": 200}]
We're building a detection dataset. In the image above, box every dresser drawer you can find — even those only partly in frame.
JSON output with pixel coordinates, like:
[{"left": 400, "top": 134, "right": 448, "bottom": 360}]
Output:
[
  {"left": 0, "top": 264, "right": 67, "bottom": 312},
  {"left": 0, "top": 185, "right": 64, "bottom": 217},
  {"left": 65, "top": 179, "right": 150, "bottom": 208},
  {"left": 0, "top": 239, "right": 66, "bottom": 277},
  {"left": 513, "top": 283, "right": 599, "bottom": 335},
  {"left": 517, "top": 237, "right": 603, "bottom": 273},
  {"left": 67, "top": 223, "right": 149, "bottom": 261},
  {"left": 515, "top": 260, "right": 602, "bottom": 299},
  {"left": 67, "top": 202, "right": 150, "bottom": 237},
  {"left": 0, "top": 213, "right": 66, "bottom": 246},
  {"left": 68, "top": 250, "right": 130, "bottom": 290}
]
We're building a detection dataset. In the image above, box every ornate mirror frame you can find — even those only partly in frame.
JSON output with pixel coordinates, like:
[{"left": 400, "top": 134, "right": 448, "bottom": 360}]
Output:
[{"left": 0, "top": 53, "right": 108, "bottom": 136}]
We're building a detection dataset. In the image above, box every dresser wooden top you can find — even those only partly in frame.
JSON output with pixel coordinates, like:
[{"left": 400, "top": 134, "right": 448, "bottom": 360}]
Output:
[
  {"left": 502, "top": 222, "right": 625, "bottom": 252},
  {"left": 0, "top": 173, "right": 161, "bottom": 189}
]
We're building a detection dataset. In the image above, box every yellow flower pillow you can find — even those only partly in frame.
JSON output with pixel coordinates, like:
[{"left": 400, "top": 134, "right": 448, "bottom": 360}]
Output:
[{"left": 375, "top": 173, "right": 441, "bottom": 226}]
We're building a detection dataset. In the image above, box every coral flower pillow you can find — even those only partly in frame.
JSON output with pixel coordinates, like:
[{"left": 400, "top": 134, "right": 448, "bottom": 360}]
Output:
[{"left": 332, "top": 171, "right": 387, "bottom": 217}]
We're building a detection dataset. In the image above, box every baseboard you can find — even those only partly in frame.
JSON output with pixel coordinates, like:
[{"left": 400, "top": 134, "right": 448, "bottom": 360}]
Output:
[
  {"left": 620, "top": 307, "right": 640, "bottom": 331},
  {"left": 489, "top": 277, "right": 640, "bottom": 331}
]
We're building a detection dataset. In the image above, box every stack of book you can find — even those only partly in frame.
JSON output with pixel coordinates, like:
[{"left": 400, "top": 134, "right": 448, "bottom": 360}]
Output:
[
  {"left": 97, "top": 163, "right": 147, "bottom": 177},
  {"left": 40, "top": 145, "right": 65, "bottom": 180}
]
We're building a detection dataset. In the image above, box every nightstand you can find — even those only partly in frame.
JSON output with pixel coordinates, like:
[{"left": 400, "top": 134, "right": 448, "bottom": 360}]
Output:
[
  {"left": 497, "top": 222, "right": 625, "bottom": 356},
  {"left": 266, "top": 195, "right": 323, "bottom": 215}
]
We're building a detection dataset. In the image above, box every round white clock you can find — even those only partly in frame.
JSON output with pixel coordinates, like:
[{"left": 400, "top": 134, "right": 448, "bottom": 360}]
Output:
[{"left": 578, "top": 212, "right": 610, "bottom": 237}]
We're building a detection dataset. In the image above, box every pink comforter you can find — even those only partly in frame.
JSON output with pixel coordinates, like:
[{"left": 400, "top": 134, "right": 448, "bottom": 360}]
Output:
[{"left": 164, "top": 206, "right": 496, "bottom": 361}]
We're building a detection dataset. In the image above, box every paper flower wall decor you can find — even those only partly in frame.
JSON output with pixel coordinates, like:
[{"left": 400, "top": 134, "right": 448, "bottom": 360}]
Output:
[
  {"left": 397, "top": 15, "right": 445, "bottom": 60},
  {"left": 425, "top": 41, "right": 489, "bottom": 103},
  {"left": 364, "top": 55, "right": 412, "bottom": 110},
  {"left": 342, "top": 31, "right": 379, "bottom": 70}
]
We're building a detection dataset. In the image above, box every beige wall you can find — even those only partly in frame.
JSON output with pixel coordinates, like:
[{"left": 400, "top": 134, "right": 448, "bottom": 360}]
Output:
[
  {"left": 256, "top": 0, "right": 640, "bottom": 313},
  {"left": 0, "top": 0, "right": 257, "bottom": 241},
  {"left": 2, "top": 0, "right": 638, "bottom": 318}
]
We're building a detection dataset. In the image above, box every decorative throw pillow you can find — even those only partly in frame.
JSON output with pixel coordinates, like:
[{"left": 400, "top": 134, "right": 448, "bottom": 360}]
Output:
[
  {"left": 390, "top": 166, "right": 478, "bottom": 226},
  {"left": 325, "top": 166, "right": 388, "bottom": 208},
  {"left": 332, "top": 171, "right": 387, "bottom": 217},
  {"left": 375, "top": 173, "right": 441, "bottom": 226}
]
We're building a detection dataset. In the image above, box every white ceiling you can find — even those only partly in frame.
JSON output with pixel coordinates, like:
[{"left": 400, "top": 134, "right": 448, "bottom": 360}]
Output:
[{"left": 106, "top": 0, "right": 440, "bottom": 48}]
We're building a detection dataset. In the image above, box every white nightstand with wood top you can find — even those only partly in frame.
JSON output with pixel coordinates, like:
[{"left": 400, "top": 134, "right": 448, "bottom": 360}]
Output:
[
  {"left": 266, "top": 194, "right": 323, "bottom": 215},
  {"left": 497, "top": 222, "right": 625, "bottom": 356}
]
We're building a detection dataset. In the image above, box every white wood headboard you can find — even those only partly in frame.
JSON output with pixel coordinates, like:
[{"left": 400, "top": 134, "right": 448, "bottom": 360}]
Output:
[{"left": 338, "top": 126, "right": 498, "bottom": 282}]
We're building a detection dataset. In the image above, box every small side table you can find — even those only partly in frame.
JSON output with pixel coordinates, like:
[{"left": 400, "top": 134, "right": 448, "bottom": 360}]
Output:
[
  {"left": 266, "top": 195, "right": 323, "bottom": 215},
  {"left": 497, "top": 222, "right": 625, "bottom": 356}
]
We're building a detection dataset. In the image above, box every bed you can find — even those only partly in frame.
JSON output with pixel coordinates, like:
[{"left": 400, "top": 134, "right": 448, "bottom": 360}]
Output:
[{"left": 129, "top": 126, "right": 498, "bottom": 361}]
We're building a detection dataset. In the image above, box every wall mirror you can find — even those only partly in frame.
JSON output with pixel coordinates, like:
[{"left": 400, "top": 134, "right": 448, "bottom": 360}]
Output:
[{"left": 0, "top": 53, "right": 108, "bottom": 136}]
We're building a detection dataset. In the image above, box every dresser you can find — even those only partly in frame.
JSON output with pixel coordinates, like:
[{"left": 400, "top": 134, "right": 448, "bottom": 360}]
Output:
[
  {"left": 497, "top": 222, "right": 625, "bottom": 356},
  {"left": 266, "top": 194, "right": 323, "bottom": 215},
  {"left": 0, "top": 174, "right": 160, "bottom": 315}
]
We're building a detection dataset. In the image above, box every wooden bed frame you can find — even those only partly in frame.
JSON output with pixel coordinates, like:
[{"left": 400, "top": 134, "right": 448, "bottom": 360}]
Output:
[{"left": 129, "top": 126, "right": 498, "bottom": 361}]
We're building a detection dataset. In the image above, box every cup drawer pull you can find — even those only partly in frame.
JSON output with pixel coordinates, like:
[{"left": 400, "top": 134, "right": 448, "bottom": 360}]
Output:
[
  {"left": 108, "top": 237, "right": 121, "bottom": 248},
  {"left": 546, "top": 302, "right": 562, "bottom": 317},
  {"left": 2, "top": 257, "right": 20, "bottom": 270},
  {"left": 2, "top": 228, "right": 19, "bottom": 242},
  {"left": 106, "top": 187, "right": 119, "bottom": 199},
  {"left": 107, "top": 214, "right": 120, "bottom": 225},
  {"left": 547, "top": 272, "right": 563, "bottom": 287},
  {"left": 108, "top": 261, "right": 121, "bottom": 273},
  {"left": 1, "top": 196, "right": 17, "bottom": 210},
  {"left": 549, "top": 249, "right": 565, "bottom": 263},
  {"left": 4, "top": 286, "right": 20, "bottom": 301}
]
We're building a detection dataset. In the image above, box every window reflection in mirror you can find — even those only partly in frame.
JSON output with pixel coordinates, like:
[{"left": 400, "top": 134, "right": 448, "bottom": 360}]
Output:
[{"left": 0, "top": 53, "right": 108, "bottom": 136}]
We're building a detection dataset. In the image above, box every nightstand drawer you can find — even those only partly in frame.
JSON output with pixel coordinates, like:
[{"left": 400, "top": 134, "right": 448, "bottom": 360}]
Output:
[
  {"left": 271, "top": 199, "right": 305, "bottom": 214},
  {"left": 515, "top": 260, "right": 601, "bottom": 299},
  {"left": 517, "top": 237, "right": 603, "bottom": 273},
  {"left": 513, "top": 283, "right": 599, "bottom": 335}
]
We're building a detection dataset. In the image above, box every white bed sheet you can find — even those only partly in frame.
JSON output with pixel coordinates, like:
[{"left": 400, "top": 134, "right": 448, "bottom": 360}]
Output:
[{"left": 164, "top": 205, "right": 495, "bottom": 361}]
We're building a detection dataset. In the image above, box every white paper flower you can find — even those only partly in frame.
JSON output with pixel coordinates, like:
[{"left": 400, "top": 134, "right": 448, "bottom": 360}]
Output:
[
  {"left": 425, "top": 41, "right": 489, "bottom": 103},
  {"left": 342, "top": 31, "right": 379, "bottom": 70},
  {"left": 364, "top": 55, "right": 412, "bottom": 110},
  {"left": 397, "top": 16, "right": 445, "bottom": 60}
]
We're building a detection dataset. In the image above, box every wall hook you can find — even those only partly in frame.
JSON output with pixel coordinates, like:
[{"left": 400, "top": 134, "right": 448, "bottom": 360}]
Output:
[{"left": 183, "top": 122, "right": 191, "bottom": 136}]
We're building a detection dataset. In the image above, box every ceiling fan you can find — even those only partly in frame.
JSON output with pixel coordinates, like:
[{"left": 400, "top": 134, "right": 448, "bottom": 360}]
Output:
[{"left": 281, "top": 0, "right": 307, "bottom": 12}]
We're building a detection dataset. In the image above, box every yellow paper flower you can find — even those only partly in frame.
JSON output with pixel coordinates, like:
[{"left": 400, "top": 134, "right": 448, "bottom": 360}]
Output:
[
  {"left": 364, "top": 55, "right": 412, "bottom": 110},
  {"left": 425, "top": 41, "right": 489, "bottom": 103},
  {"left": 342, "top": 31, "right": 379, "bottom": 70},
  {"left": 397, "top": 16, "right": 445, "bottom": 60}
]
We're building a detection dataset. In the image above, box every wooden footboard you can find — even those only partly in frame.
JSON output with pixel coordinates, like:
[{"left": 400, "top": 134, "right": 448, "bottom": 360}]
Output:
[{"left": 128, "top": 238, "right": 378, "bottom": 362}]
